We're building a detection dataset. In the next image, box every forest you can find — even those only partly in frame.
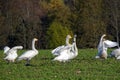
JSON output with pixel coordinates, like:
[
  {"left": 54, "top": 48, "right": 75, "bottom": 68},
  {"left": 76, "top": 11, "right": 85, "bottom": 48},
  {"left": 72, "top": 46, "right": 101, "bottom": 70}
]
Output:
[{"left": 0, "top": 0, "right": 120, "bottom": 49}]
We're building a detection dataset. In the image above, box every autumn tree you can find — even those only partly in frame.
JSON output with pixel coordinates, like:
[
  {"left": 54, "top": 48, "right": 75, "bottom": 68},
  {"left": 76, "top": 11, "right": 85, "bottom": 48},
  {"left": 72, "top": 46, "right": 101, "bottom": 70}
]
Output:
[
  {"left": 41, "top": 0, "right": 73, "bottom": 48},
  {"left": 1, "top": 0, "right": 45, "bottom": 49},
  {"left": 79, "top": 0, "right": 106, "bottom": 48},
  {"left": 47, "top": 0, "right": 71, "bottom": 27}
]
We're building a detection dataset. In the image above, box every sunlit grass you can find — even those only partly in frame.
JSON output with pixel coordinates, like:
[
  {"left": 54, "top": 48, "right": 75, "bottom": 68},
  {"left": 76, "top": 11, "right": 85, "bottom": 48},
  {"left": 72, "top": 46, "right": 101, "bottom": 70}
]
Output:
[{"left": 0, "top": 49, "right": 120, "bottom": 80}]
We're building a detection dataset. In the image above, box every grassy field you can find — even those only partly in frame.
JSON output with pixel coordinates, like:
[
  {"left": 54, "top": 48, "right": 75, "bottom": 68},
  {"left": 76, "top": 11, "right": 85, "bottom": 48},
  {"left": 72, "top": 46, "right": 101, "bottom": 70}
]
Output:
[{"left": 0, "top": 49, "right": 120, "bottom": 80}]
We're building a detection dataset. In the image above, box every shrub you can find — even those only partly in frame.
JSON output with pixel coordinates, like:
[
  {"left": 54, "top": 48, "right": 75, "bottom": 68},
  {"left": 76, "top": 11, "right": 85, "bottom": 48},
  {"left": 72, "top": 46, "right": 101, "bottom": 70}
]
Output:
[{"left": 46, "top": 21, "right": 73, "bottom": 48}]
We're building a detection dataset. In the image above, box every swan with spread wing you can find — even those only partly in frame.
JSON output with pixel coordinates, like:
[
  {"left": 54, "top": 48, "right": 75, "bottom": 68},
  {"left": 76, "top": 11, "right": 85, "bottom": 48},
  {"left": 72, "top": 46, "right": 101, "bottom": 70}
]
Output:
[
  {"left": 18, "top": 38, "right": 38, "bottom": 66},
  {"left": 53, "top": 35, "right": 78, "bottom": 62},
  {"left": 95, "top": 34, "right": 118, "bottom": 59},
  {"left": 4, "top": 46, "right": 23, "bottom": 63},
  {"left": 52, "top": 35, "right": 72, "bottom": 56}
]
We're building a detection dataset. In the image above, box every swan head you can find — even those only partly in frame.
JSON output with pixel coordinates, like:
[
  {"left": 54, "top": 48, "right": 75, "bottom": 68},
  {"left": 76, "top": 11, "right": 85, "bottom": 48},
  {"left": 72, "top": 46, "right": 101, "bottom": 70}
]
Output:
[
  {"left": 74, "top": 34, "right": 77, "bottom": 38},
  {"left": 4, "top": 46, "right": 10, "bottom": 53},
  {"left": 102, "top": 34, "right": 106, "bottom": 37},
  {"left": 34, "top": 38, "right": 38, "bottom": 41},
  {"left": 102, "top": 34, "right": 106, "bottom": 41},
  {"left": 67, "top": 35, "right": 72, "bottom": 39}
]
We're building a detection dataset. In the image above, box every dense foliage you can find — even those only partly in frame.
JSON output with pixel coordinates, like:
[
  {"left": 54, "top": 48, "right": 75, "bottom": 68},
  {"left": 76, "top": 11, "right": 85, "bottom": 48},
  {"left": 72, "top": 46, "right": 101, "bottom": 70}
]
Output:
[
  {"left": 0, "top": 0, "right": 120, "bottom": 49},
  {"left": 46, "top": 21, "right": 73, "bottom": 48}
]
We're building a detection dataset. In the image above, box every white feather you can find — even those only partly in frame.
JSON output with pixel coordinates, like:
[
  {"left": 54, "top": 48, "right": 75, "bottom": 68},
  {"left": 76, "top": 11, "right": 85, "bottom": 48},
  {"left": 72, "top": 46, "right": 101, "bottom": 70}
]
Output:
[
  {"left": 52, "top": 35, "right": 72, "bottom": 56},
  {"left": 104, "top": 40, "right": 118, "bottom": 48},
  {"left": 4, "top": 46, "right": 23, "bottom": 62},
  {"left": 110, "top": 48, "right": 120, "bottom": 59},
  {"left": 96, "top": 34, "right": 118, "bottom": 59},
  {"left": 18, "top": 50, "right": 38, "bottom": 61},
  {"left": 18, "top": 38, "right": 38, "bottom": 65},
  {"left": 53, "top": 35, "right": 78, "bottom": 62}
]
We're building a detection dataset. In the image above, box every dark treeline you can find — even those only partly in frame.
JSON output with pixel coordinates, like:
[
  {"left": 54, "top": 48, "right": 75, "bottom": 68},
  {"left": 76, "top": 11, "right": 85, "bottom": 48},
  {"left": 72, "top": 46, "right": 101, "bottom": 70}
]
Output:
[{"left": 0, "top": 0, "right": 120, "bottom": 49}]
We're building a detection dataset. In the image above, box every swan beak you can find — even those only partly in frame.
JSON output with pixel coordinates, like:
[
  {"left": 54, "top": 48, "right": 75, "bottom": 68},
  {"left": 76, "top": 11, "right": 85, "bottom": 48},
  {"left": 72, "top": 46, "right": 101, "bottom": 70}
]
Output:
[
  {"left": 103, "top": 34, "right": 106, "bottom": 37},
  {"left": 68, "top": 35, "right": 72, "bottom": 38},
  {"left": 74, "top": 34, "right": 77, "bottom": 37},
  {"left": 34, "top": 38, "right": 38, "bottom": 41}
]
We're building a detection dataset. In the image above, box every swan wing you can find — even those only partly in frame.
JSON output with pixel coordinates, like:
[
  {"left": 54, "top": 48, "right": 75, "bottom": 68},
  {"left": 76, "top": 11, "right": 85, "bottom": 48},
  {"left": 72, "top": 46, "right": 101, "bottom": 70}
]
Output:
[
  {"left": 52, "top": 45, "right": 65, "bottom": 56},
  {"left": 18, "top": 50, "right": 37, "bottom": 60},
  {"left": 53, "top": 49, "right": 69, "bottom": 61},
  {"left": 11, "top": 46, "right": 23, "bottom": 50},
  {"left": 104, "top": 40, "right": 118, "bottom": 48},
  {"left": 58, "top": 46, "right": 72, "bottom": 54},
  {"left": 6, "top": 46, "right": 23, "bottom": 56},
  {"left": 4, "top": 52, "right": 18, "bottom": 60}
]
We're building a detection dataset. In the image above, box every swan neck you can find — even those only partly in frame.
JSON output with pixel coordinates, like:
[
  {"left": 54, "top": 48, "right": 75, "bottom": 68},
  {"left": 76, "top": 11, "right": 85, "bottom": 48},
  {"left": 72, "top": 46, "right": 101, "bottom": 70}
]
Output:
[
  {"left": 32, "top": 39, "right": 36, "bottom": 50},
  {"left": 98, "top": 35, "right": 105, "bottom": 48},
  {"left": 73, "top": 37, "right": 78, "bottom": 55},
  {"left": 66, "top": 37, "right": 70, "bottom": 45},
  {"left": 102, "top": 40, "right": 106, "bottom": 51}
]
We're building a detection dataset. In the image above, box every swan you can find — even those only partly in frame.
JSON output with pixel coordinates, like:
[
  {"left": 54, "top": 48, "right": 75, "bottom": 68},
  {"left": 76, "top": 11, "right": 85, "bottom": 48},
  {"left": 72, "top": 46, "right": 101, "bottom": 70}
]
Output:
[
  {"left": 4, "top": 46, "right": 23, "bottom": 63},
  {"left": 95, "top": 34, "right": 118, "bottom": 59},
  {"left": 110, "top": 48, "right": 120, "bottom": 59},
  {"left": 53, "top": 35, "right": 78, "bottom": 62},
  {"left": 52, "top": 35, "right": 72, "bottom": 56},
  {"left": 18, "top": 38, "right": 38, "bottom": 66},
  {"left": 109, "top": 35, "right": 120, "bottom": 59}
]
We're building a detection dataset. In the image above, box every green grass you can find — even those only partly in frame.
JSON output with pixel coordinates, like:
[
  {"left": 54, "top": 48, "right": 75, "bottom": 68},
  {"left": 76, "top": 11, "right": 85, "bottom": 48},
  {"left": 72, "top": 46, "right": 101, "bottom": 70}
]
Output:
[{"left": 0, "top": 49, "right": 120, "bottom": 80}]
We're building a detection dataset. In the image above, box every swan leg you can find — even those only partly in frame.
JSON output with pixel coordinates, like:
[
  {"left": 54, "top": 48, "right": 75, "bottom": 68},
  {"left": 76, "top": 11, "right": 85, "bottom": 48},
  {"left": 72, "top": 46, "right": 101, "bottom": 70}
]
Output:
[
  {"left": 12, "top": 60, "right": 15, "bottom": 63},
  {"left": 25, "top": 59, "right": 30, "bottom": 66},
  {"left": 6, "top": 59, "right": 10, "bottom": 64}
]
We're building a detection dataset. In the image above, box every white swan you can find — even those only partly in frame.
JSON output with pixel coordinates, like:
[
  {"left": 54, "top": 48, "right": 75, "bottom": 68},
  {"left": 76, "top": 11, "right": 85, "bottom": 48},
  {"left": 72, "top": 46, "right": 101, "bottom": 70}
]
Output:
[
  {"left": 52, "top": 35, "right": 72, "bottom": 56},
  {"left": 110, "top": 48, "right": 120, "bottom": 59},
  {"left": 53, "top": 35, "right": 78, "bottom": 62},
  {"left": 95, "top": 34, "right": 118, "bottom": 59},
  {"left": 109, "top": 35, "right": 120, "bottom": 59},
  {"left": 18, "top": 38, "right": 38, "bottom": 66},
  {"left": 4, "top": 46, "right": 23, "bottom": 63}
]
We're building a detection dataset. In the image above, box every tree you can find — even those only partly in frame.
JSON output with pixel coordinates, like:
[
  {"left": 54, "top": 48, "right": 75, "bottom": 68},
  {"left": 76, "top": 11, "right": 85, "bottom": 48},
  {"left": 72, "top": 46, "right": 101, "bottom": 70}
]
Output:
[
  {"left": 0, "top": 0, "right": 45, "bottom": 49},
  {"left": 104, "top": 0, "right": 120, "bottom": 47},
  {"left": 41, "top": 0, "right": 73, "bottom": 48},
  {"left": 79, "top": 0, "right": 106, "bottom": 48},
  {"left": 46, "top": 21, "right": 73, "bottom": 48},
  {"left": 47, "top": 0, "right": 71, "bottom": 27}
]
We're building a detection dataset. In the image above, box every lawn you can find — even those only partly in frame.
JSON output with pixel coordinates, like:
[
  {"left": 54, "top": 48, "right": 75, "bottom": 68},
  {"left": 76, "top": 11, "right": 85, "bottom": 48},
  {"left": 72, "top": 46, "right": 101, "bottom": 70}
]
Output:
[{"left": 0, "top": 49, "right": 120, "bottom": 80}]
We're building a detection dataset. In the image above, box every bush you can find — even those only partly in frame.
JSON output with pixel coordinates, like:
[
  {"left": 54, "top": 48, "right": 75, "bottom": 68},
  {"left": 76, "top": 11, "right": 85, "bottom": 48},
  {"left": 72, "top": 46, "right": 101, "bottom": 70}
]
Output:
[{"left": 46, "top": 21, "right": 73, "bottom": 48}]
